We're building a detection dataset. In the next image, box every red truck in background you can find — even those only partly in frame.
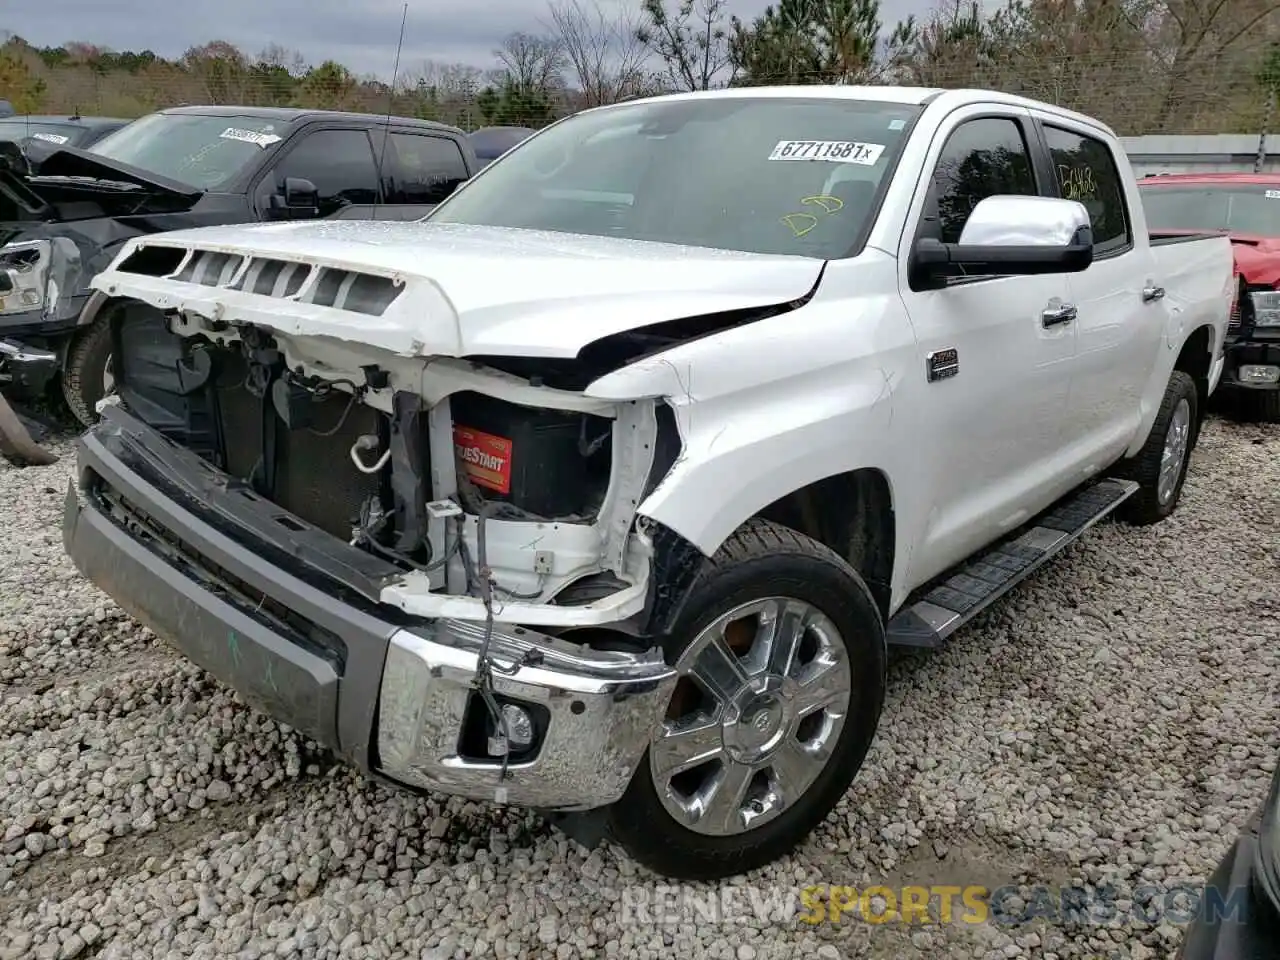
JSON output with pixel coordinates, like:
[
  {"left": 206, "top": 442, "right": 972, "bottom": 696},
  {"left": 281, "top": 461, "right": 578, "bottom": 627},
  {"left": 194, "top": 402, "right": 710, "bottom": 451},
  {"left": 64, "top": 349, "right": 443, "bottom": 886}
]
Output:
[{"left": 1139, "top": 172, "right": 1280, "bottom": 421}]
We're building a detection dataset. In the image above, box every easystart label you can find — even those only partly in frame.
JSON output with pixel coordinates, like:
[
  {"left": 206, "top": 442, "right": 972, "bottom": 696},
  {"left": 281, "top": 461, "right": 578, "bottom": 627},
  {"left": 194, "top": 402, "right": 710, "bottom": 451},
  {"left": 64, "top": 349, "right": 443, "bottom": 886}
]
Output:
[{"left": 453, "top": 425, "right": 513, "bottom": 494}]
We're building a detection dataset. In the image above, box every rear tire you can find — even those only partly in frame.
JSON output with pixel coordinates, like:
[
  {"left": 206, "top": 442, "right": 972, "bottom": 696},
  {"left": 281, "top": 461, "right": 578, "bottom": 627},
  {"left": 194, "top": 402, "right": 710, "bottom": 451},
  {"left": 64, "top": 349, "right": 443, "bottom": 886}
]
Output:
[
  {"left": 62, "top": 316, "right": 114, "bottom": 428},
  {"left": 1116, "top": 370, "right": 1197, "bottom": 526},
  {"left": 605, "top": 518, "right": 887, "bottom": 881}
]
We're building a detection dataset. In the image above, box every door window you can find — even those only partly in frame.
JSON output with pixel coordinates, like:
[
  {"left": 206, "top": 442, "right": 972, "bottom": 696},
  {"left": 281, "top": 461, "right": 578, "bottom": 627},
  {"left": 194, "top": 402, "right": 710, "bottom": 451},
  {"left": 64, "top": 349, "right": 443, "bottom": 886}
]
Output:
[
  {"left": 1042, "top": 125, "right": 1132, "bottom": 255},
  {"left": 382, "top": 133, "right": 469, "bottom": 204},
  {"left": 264, "top": 129, "right": 380, "bottom": 215},
  {"left": 927, "top": 117, "right": 1038, "bottom": 244}
]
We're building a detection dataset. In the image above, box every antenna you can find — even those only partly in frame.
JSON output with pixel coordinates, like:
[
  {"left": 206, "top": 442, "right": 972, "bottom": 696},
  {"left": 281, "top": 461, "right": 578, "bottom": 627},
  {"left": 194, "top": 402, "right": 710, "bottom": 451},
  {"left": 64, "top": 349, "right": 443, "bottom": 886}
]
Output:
[{"left": 373, "top": 2, "right": 409, "bottom": 222}]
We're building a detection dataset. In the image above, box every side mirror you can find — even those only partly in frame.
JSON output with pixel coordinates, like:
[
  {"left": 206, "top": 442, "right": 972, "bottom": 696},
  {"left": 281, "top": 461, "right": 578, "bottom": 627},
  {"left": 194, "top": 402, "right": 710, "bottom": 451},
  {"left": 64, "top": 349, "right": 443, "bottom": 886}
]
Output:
[
  {"left": 283, "top": 177, "right": 319, "bottom": 209},
  {"left": 268, "top": 177, "right": 320, "bottom": 219},
  {"left": 913, "top": 195, "right": 1094, "bottom": 285}
]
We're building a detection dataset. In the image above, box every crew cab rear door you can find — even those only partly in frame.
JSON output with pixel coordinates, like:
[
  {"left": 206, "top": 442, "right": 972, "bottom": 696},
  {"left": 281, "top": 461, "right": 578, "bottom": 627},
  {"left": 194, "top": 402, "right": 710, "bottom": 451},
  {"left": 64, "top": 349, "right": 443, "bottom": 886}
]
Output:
[
  {"left": 1026, "top": 111, "right": 1165, "bottom": 465},
  {"left": 895, "top": 104, "right": 1080, "bottom": 578},
  {"left": 371, "top": 128, "right": 473, "bottom": 221}
]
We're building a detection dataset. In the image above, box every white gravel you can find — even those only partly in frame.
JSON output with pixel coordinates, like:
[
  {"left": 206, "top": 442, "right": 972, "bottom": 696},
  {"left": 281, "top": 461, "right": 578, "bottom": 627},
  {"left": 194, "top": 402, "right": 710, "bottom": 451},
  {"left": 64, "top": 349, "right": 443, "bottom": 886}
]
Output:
[{"left": 1, "top": 415, "right": 1277, "bottom": 960}]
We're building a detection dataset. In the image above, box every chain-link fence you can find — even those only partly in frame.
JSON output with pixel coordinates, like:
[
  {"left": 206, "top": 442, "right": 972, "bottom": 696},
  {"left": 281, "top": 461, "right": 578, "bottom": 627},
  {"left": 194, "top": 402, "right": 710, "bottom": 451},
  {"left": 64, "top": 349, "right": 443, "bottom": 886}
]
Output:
[{"left": 6, "top": 43, "right": 1279, "bottom": 138}]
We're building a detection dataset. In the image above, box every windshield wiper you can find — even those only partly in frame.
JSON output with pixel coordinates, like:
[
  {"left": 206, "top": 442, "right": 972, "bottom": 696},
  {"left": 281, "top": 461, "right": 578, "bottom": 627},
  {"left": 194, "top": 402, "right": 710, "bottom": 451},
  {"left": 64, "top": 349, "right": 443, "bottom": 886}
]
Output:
[{"left": 26, "top": 175, "right": 143, "bottom": 192}]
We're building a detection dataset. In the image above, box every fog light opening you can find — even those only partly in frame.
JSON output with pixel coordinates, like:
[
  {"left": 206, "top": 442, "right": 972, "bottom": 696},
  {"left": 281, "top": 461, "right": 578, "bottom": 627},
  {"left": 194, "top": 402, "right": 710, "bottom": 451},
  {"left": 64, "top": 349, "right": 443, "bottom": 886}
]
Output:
[
  {"left": 486, "top": 703, "right": 536, "bottom": 757},
  {"left": 1240, "top": 364, "right": 1280, "bottom": 385}
]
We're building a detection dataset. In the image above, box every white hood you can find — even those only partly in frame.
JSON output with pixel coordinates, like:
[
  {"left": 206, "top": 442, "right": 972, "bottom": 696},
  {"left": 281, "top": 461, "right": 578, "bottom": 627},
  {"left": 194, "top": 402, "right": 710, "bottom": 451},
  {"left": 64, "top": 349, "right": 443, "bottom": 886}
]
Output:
[{"left": 91, "top": 220, "right": 825, "bottom": 359}]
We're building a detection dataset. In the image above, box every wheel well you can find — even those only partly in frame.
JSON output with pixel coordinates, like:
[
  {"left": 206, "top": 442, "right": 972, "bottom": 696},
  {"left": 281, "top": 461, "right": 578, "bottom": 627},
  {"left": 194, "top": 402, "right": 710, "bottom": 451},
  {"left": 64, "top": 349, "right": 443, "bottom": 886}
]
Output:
[
  {"left": 754, "top": 469, "right": 895, "bottom": 619},
  {"left": 1174, "top": 324, "right": 1214, "bottom": 447}
]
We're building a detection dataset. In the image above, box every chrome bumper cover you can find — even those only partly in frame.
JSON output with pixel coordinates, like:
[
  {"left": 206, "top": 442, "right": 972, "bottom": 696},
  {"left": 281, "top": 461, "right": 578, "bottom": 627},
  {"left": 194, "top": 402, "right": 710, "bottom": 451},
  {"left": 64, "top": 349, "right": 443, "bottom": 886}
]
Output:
[{"left": 376, "top": 619, "right": 678, "bottom": 811}]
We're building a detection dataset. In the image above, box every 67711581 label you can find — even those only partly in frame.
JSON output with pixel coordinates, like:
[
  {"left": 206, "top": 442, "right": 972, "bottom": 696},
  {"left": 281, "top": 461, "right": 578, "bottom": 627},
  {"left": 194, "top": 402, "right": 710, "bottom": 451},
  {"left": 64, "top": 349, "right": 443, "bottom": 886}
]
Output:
[{"left": 768, "top": 140, "right": 885, "bottom": 165}]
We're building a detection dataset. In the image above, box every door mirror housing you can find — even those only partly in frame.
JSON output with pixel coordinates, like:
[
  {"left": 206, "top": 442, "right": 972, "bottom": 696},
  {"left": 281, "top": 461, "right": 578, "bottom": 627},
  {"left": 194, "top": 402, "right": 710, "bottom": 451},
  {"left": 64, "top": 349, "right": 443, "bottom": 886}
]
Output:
[
  {"left": 267, "top": 177, "right": 320, "bottom": 220},
  {"left": 913, "top": 195, "right": 1094, "bottom": 285}
]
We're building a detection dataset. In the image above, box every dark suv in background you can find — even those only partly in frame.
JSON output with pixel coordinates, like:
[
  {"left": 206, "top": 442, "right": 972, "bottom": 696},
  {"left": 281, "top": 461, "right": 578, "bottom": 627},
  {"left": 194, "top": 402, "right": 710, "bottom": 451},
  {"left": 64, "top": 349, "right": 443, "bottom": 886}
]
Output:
[{"left": 0, "top": 105, "right": 478, "bottom": 425}]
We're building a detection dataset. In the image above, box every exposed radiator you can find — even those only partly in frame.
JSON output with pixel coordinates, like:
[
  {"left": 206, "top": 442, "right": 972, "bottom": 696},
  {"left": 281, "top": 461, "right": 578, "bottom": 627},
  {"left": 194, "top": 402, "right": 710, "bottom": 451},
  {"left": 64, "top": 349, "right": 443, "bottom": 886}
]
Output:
[{"left": 212, "top": 352, "right": 382, "bottom": 541}]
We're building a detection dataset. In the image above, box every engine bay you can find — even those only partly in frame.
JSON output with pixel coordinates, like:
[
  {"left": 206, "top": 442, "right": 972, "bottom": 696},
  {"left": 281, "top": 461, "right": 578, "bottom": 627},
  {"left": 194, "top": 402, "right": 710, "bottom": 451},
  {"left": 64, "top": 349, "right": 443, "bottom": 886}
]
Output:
[{"left": 106, "top": 304, "right": 680, "bottom": 628}]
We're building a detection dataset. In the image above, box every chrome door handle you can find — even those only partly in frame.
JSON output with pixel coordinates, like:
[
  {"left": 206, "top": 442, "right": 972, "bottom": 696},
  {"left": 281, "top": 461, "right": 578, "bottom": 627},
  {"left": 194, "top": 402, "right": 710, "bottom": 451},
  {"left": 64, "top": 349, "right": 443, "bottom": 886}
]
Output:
[
  {"left": 1042, "top": 303, "right": 1077, "bottom": 327},
  {"left": 1142, "top": 285, "right": 1166, "bottom": 303}
]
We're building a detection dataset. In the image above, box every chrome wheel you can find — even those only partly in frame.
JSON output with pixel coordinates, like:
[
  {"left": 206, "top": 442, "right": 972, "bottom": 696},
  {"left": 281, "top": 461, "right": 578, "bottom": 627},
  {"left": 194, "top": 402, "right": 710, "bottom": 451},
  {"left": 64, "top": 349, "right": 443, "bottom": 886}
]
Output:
[
  {"left": 1158, "top": 397, "right": 1191, "bottom": 505},
  {"left": 102, "top": 353, "right": 115, "bottom": 396},
  {"left": 650, "top": 597, "right": 852, "bottom": 837}
]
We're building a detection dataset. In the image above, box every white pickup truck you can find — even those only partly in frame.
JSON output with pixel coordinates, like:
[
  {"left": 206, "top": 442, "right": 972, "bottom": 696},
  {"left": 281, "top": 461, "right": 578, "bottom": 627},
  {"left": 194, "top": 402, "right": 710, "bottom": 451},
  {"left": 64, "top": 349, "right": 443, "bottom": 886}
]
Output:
[{"left": 62, "top": 85, "right": 1234, "bottom": 881}]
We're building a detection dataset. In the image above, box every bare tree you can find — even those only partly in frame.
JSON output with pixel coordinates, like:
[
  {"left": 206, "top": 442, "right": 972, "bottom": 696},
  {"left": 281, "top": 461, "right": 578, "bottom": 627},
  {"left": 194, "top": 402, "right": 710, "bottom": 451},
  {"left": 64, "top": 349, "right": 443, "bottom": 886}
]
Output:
[
  {"left": 544, "top": 0, "right": 651, "bottom": 106},
  {"left": 496, "top": 31, "right": 567, "bottom": 96},
  {"left": 409, "top": 59, "right": 489, "bottom": 97},
  {"left": 255, "top": 43, "right": 308, "bottom": 77},
  {"left": 637, "top": 0, "right": 735, "bottom": 90}
]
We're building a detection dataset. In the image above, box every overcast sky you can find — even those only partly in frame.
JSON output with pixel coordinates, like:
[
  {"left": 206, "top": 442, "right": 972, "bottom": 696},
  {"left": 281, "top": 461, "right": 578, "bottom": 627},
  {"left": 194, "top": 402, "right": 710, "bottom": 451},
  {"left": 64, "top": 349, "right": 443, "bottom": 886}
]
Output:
[{"left": 6, "top": 0, "right": 947, "bottom": 78}]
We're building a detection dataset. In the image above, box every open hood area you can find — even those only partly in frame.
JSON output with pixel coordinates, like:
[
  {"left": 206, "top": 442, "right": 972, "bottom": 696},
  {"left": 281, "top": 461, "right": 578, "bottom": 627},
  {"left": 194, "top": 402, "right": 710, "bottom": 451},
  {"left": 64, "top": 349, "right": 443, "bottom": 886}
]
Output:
[
  {"left": 90, "top": 220, "right": 828, "bottom": 360},
  {"left": 0, "top": 141, "right": 201, "bottom": 223}
]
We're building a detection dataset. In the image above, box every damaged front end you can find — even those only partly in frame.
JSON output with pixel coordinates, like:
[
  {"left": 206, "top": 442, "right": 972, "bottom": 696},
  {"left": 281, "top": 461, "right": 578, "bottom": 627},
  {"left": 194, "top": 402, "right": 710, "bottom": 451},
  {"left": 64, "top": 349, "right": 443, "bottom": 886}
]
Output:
[{"left": 65, "top": 242, "right": 713, "bottom": 811}]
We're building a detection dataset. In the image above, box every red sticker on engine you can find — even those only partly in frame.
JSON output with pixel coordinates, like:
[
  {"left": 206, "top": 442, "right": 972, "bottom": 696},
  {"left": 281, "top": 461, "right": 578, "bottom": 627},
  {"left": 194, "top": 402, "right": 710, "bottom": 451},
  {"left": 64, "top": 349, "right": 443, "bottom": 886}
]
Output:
[{"left": 453, "top": 425, "right": 513, "bottom": 494}]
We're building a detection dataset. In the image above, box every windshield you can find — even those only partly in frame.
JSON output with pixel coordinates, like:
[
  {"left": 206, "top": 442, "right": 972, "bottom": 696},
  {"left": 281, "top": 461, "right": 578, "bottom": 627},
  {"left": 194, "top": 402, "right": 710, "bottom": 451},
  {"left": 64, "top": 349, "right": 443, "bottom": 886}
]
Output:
[
  {"left": 87, "top": 112, "right": 287, "bottom": 189},
  {"left": 429, "top": 96, "right": 921, "bottom": 258},
  {"left": 0, "top": 121, "right": 88, "bottom": 147},
  {"left": 1140, "top": 183, "right": 1280, "bottom": 237}
]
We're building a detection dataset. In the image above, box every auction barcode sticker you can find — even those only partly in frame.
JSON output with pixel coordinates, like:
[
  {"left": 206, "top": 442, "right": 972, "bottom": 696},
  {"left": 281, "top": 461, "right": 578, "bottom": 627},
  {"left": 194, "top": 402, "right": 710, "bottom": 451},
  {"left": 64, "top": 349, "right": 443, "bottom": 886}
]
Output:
[
  {"left": 220, "top": 127, "right": 282, "bottom": 148},
  {"left": 1266, "top": 189, "right": 1280, "bottom": 199},
  {"left": 31, "top": 133, "right": 69, "bottom": 144},
  {"left": 768, "top": 140, "right": 885, "bottom": 165}
]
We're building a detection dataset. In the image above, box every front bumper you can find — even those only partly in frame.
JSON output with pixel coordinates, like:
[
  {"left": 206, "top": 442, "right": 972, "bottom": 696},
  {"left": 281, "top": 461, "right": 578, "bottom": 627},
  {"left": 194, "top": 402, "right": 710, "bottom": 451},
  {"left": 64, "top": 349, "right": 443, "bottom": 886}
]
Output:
[
  {"left": 63, "top": 407, "right": 677, "bottom": 811},
  {"left": 1220, "top": 338, "right": 1280, "bottom": 392}
]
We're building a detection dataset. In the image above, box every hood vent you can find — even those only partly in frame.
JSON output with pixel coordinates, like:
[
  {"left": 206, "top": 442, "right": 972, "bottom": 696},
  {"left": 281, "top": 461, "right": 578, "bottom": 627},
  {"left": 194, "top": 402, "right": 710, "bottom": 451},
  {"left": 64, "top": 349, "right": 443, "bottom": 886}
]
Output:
[{"left": 115, "top": 244, "right": 405, "bottom": 317}]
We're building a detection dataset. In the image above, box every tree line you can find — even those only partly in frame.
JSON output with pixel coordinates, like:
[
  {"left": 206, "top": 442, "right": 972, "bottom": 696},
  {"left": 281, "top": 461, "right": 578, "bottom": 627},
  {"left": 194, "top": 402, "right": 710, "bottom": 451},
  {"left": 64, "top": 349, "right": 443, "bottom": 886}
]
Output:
[{"left": 2, "top": 0, "right": 1279, "bottom": 136}]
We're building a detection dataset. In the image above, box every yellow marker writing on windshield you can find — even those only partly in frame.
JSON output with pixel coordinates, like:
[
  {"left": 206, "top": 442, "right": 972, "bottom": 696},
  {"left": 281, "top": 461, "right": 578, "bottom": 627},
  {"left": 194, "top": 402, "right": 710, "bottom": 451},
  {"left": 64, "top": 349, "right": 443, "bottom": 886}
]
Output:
[
  {"left": 801, "top": 195, "right": 844, "bottom": 213},
  {"left": 780, "top": 195, "right": 846, "bottom": 237},
  {"left": 781, "top": 213, "right": 820, "bottom": 237}
]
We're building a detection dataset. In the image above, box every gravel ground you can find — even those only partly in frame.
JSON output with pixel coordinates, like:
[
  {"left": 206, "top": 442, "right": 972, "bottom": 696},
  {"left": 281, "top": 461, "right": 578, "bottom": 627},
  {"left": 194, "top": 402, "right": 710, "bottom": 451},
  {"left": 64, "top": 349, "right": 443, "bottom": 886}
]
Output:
[{"left": 1, "top": 413, "right": 1277, "bottom": 960}]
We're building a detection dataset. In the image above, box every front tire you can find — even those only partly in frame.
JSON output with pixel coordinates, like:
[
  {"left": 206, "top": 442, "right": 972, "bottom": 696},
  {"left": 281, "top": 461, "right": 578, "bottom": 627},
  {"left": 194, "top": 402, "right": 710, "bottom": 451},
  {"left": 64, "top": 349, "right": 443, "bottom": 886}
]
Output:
[
  {"left": 62, "top": 316, "right": 114, "bottom": 428},
  {"left": 606, "top": 519, "right": 887, "bottom": 881},
  {"left": 1117, "top": 369, "right": 1197, "bottom": 526}
]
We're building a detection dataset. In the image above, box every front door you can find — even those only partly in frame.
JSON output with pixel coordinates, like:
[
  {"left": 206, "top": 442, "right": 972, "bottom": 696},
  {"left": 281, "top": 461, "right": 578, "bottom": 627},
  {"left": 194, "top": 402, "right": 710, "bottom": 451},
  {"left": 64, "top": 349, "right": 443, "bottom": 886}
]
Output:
[{"left": 897, "top": 107, "right": 1080, "bottom": 585}]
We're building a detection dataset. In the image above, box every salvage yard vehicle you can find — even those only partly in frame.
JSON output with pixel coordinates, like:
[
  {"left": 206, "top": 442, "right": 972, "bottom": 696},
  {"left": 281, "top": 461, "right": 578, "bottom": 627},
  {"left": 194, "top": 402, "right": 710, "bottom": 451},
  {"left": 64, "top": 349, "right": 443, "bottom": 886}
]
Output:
[
  {"left": 468, "top": 126, "right": 536, "bottom": 170},
  {"left": 1140, "top": 172, "right": 1280, "bottom": 422},
  {"left": 1174, "top": 754, "right": 1280, "bottom": 958},
  {"left": 0, "top": 114, "right": 132, "bottom": 150},
  {"left": 61, "top": 85, "right": 1234, "bottom": 881},
  {"left": 0, "top": 105, "right": 479, "bottom": 427}
]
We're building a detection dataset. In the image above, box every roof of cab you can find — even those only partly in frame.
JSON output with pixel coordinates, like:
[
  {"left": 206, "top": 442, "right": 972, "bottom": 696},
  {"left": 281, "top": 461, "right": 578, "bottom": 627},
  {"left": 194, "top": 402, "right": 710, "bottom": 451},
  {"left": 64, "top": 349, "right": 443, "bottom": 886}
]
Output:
[
  {"left": 0, "top": 115, "right": 131, "bottom": 127},
  {"left": 579, "top": 85, "right": 1120, "bottom": 139},
  {"left": 154, "top": 104, "right": 465, "bottom": 136}
]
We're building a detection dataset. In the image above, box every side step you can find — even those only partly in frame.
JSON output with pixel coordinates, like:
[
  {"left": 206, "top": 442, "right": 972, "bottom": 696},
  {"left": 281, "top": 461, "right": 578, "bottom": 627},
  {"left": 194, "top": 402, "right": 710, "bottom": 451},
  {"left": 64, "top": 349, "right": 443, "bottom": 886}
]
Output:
[{"left": 885, "top": 478, "right": 1139, "bottom": 649}]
